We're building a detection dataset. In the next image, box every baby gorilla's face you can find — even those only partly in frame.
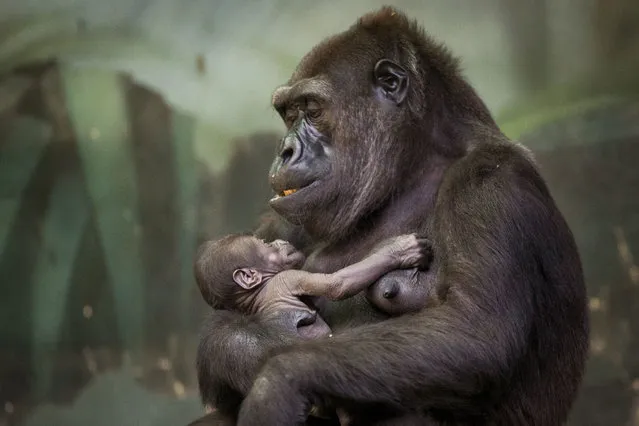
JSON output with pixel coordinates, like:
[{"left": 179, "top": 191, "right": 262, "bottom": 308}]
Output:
[{"left": 253, "top": 238, "right": 306, "bottom": 272}]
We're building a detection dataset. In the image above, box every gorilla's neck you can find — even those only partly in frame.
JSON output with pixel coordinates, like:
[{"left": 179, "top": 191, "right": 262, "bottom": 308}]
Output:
[
  {"left": 375, "top": 159, "right": 448, "bottom": 234},
  {"left": 304, "top": 158, "right": 449, "bottom": 274}
]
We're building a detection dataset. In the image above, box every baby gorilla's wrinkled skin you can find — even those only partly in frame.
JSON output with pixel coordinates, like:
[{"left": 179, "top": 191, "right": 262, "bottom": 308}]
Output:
[
  {"left": 234, "top": 237, "right": 332, "bottom": 339},
  {"left": 195, "top": 234, "right": 432, "bottom": 339}
]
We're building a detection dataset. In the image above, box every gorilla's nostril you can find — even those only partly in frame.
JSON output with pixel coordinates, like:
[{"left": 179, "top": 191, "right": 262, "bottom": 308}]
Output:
[{"left": 281, "top": 147, "right": 295, "bottom": 164}]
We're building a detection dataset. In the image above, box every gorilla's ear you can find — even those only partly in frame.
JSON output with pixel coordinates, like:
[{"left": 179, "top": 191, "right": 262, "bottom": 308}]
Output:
[
  {"left": 373, "top": 59, "right": 409, "bottom": 106},
  {"left": 232, "top": 268, "right": 263, "bottom": 289}
]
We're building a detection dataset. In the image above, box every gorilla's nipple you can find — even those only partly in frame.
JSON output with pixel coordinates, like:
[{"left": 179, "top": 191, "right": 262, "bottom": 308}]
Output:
[{"left": 383, "top": 283, "right": 399, "bottom": 299}]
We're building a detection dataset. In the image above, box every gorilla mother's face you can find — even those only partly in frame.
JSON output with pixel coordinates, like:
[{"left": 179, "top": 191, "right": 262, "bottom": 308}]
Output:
[
  {"left": 267, "top": 78, "right": 335, "bottom": 227},
  {"left": 267, "top": 39, "right": 411, "bottom": 240}
]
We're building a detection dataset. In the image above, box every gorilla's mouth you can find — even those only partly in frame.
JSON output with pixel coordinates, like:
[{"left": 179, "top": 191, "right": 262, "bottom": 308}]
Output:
[
  {"left": 270, "top": 180, "right": 318, "bottom": 203},
  {"left": 273, "top": 188, "right": 299, "bottom": 199},
  {"left": 274, "top": 186, "right": 303, "bottom": 199}
]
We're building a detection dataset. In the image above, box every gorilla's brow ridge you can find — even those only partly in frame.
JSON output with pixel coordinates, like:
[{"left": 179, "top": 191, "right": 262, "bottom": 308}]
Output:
[{"left": 271, "top": 78, "right": 333, "bottom": 110}]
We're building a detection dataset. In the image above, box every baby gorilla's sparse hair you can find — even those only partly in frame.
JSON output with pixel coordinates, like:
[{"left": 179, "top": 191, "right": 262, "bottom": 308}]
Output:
[{"left": 194, "top": 233, "right": 261, "bottom": 309}]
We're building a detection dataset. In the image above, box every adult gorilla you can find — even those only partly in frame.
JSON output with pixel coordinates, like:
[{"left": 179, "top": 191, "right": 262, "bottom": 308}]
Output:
[{"left": 192, "top": 6, "right": 589, "bottom": 426}]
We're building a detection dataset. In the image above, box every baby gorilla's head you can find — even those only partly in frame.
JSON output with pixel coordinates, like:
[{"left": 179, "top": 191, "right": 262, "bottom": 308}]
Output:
[
  {"left": 194, "top": 234, "right": 305, "bottom": 309},
  {"left": 250, "top": 238, "right": 306, "bottom": 273}
]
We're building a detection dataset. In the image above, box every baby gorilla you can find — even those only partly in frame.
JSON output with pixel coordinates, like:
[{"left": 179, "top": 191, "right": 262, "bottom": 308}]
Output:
[{"left": 194, "top": 233, "right": 432, "bottom": 339}]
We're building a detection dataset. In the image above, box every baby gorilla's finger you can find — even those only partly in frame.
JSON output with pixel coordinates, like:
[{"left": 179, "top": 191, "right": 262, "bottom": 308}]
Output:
[
  {"left": 415, "top": 239, "right": 431, "bottom": 254},
  {"left": 415, "top": 237, "right": 430, "bottom": 247},
  {"left": 415, "top": 239, "right": 434, "bottom": 271}
]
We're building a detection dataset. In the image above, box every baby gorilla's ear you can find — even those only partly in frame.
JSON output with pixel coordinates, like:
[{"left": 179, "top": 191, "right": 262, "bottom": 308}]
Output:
[{"left": 232, "top": 268, "right": 264, "bottom": 289}]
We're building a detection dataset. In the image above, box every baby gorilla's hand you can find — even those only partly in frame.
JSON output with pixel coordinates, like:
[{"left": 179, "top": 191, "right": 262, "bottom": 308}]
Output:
[{"left": 386, "top": 234, "right": 433, "bottom": 270}]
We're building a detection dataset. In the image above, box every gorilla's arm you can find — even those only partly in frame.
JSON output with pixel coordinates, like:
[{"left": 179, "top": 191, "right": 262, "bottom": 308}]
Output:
[
  {"left": 196, "top": 309, "right": 301, "bottom": 404},
  {"left": 236, "top": 153, "right": 580, "bottom": 425},
  {"left": 192, "top": 213, "right": 315, "bottom": 423},
  {"left": 292, "top": 234, "right": 429, "bottom": 300},
  {"left": 195, "top": 309, "right": 342, "bottom": 426}
]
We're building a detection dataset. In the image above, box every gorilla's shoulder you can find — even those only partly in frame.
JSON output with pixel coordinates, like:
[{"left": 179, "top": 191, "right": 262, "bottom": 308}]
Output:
[{"left": 445, "top": 138, "right": 545, "bottom": 195}]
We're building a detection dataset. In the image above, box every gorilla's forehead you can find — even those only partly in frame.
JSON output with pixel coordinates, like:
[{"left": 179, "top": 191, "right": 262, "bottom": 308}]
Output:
[
  {"left": 288, "top": 31, "right": 385, "bottom": 90},
  {"left": 271, "top": 78, "right": 334, "bottom": 106},
  {"left": 293, "top": 34, "right": 350, "bottom": 78}
]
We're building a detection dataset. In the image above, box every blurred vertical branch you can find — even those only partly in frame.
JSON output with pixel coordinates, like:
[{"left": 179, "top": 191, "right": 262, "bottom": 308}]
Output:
[
  {"left": 612, "top": 226, "right": 639, "bottom": 425},
  {"left": 61, "top": 66, "right": 146, "bottom": 357},
  {"left": 593, "top": 0, "right": 639, "bottom": 65},
  {"left": 613, "top": 227, "right": 639, "bottom": 286},
  {"left": 498, "top": 0, "right": 550, "bottom": 93}
]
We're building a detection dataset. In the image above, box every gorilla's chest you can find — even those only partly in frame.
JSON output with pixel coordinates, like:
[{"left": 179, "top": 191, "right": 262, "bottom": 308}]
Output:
[
  {"left": 303, "top": 239, "right": 378, "bottom": 273},
  {"left": 320, "top": 294, "right": 389, "bottom": 329},
  {"left": 303, "top": 248, "right": 350, "bottom": 273},
  {"left": 304, "top": 244, "right": 390, "bottom": 328}
]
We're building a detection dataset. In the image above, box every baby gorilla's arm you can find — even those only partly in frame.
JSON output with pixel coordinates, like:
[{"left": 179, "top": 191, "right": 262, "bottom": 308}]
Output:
[{"left": 293, "top": 234, "right": 430, "bottom": 300}]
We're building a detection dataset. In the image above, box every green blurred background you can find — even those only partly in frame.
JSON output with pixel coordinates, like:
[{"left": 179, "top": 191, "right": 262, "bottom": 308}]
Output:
[{"left": 0, "top": 0, "right": 638, "bottom": 425}]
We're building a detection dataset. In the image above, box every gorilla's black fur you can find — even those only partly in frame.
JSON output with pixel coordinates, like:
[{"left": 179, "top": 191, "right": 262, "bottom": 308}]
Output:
[{"left": 191, "top": 7, "right": 589, "bottom": 426}]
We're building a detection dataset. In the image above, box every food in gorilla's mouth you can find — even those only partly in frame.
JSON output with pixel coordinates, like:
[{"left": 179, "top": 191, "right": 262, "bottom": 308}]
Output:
[
  {"left": 272, "top": 188, "right": 300, "bottom": 199},
  {"left": 271, "top": 181, "right": 319, "bottom": 201}
]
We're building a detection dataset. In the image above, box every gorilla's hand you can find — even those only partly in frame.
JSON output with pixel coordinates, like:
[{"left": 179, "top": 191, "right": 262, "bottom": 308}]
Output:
[{"left": 376, "top": 234, "right": 433, "bottom": 270}]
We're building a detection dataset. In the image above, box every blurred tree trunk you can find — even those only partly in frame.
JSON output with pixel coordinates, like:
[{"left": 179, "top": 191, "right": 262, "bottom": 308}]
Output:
[
  {"left": 498, "top": 0, "right": 550, "bottom": 93},
  {"left": 593, "top": 0, "right": 639, "bottom": 65}
]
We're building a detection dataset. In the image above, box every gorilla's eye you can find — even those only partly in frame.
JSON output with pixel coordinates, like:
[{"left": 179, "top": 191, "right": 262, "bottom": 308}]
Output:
[{"left": 306, "top": 100, "right": 322, "bottom": 120}]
